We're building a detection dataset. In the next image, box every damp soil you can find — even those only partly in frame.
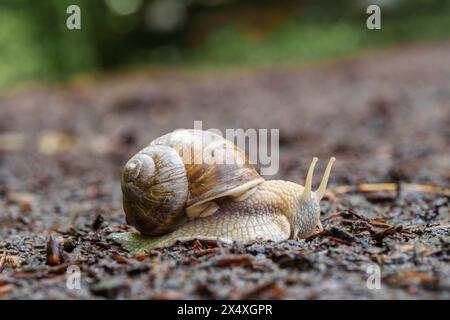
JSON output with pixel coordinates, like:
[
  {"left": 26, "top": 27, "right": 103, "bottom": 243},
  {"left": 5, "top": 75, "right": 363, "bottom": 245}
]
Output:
[{"left": 0, "top": 42, "right": 449, "bottom": 299}]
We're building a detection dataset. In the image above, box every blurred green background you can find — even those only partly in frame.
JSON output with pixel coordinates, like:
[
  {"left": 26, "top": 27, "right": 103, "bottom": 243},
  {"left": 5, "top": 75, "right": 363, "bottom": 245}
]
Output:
[{"left": 1, "top": 0, "right": 449, "bottom": 90}]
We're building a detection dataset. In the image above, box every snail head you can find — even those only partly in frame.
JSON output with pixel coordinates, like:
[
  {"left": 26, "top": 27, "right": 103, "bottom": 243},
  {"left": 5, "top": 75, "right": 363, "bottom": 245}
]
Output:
[{"left": 292, "top": 156, "right": 336, "bottom": 238}]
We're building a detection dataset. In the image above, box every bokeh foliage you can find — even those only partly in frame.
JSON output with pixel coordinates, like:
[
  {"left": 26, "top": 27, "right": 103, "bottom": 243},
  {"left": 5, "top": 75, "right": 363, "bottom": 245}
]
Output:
[{"left": 0, "top": 0, "right": 449, "bottom": 89}]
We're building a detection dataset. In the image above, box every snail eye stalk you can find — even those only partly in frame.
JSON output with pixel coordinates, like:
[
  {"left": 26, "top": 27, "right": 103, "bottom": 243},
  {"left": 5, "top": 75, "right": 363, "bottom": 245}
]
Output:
[
  {"left": 301, "top": 157, "right": 318, "bottom": 201},
  {"left": 316, "top": 157, "right": 336, "bottom": 201}
]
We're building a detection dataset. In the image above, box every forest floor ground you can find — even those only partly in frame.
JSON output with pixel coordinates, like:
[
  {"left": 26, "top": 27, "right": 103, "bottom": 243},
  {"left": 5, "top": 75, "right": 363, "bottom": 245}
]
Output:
[{"left": 0, "top": 41, "right": 449, "bottom": 299}]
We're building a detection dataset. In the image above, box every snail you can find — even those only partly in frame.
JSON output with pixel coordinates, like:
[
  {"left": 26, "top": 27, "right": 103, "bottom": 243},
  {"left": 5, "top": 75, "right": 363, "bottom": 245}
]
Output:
[{"left": 109, "top": 129, "right": 335, "bottom": 253}]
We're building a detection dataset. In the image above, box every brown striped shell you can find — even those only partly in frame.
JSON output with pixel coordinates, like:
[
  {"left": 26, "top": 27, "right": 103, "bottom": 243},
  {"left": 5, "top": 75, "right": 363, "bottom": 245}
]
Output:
[{"left": 121, "top": 129, "right": 264, "bottom": 236}]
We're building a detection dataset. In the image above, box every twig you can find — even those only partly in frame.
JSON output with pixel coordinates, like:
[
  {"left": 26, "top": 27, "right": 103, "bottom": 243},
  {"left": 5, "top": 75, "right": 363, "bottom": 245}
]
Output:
[
  {"left": 215, "top": 255, "right": 253, "bottom": 268},
  {"left": 327, "top": 237, "right": 352, "bottom": 246},
  {"left": 330, "top": 183, "right": 450, "bottom": 196},
  {"left": 322, "top": 209, "right": 370, "bottom": 222},
  {"left": 346, "top": 208, "right": 371, "bottom": 222},
  {"left": 369, "top": 221, "right": 393, "bottom": 229},
  {"left": 358, "top": 183, "right": 398, "bottom": 192},
  {"left": 193, "top": 248, "right": 221, "bottom": 258},
  {"left": 372, "top": 225, "right": 404, "bottom": 242},
  {"left": 0, "top": 253, "right": 7, "bottom": 272},
  {"left": 322, "top": 211, "right": 345, "bottom": 222},
  {"left": 403, "top": 224, "right": 450, "bottom": 233},
  {"left": 423, "top": 248, "right": 449, "bottom": 257},
  {"left": 404, "top": 183, "right": 450, "bottom": 196}
]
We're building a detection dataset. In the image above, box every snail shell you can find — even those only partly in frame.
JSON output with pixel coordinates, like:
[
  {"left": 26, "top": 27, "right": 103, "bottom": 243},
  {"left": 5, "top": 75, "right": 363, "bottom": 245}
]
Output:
[{"left": 121, "top": 130, "right": 264, "bottom": 236}]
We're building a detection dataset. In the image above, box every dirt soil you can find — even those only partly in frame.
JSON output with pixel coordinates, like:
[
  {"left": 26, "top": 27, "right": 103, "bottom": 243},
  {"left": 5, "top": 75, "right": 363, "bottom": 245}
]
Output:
[{"left": 0, "top": 42, "right": 449, "bottom": 299}]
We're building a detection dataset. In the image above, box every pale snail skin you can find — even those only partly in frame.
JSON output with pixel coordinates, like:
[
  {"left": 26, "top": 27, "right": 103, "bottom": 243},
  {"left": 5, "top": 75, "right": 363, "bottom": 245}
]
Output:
[{"left": 114, "top": 129, "right": 335, "bottom": 252}]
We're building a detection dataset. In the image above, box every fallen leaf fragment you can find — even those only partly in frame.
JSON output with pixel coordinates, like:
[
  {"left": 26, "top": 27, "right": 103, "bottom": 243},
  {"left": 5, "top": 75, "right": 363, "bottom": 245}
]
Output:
[
  {"left": 38, "top": 131, "right": 76, "bottom": 155},
  {"left": 7, "top": 192, "right": 36, "bottom": 212},
  {"left": 0, "top": 132, "right": 26, "bottom": 152}
]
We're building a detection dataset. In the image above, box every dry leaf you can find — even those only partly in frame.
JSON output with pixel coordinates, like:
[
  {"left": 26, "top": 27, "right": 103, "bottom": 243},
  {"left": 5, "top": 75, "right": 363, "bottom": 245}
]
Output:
[
  {"left": 0, "top": 254, "right": 26, "bottom": 268},
  {"left": 0, "top": 132, "right": 26, "bottom": 152},
  {"left": 7, "top": 192, "right": 36, "bottom": 211},
  {"left": 38, "top": 131, "right": 76, "bottom": 154}
]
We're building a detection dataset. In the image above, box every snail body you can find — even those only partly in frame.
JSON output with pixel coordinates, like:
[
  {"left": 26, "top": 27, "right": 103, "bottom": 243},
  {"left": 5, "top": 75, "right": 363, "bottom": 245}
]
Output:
[{"left": 113, "top": 129, "right": 335, "bottom": 253}]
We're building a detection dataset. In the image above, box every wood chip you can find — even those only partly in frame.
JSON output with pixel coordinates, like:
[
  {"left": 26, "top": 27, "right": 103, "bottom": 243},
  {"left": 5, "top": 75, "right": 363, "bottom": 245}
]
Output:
[
  {"left": 132, "top": 253, "right": 150, "bottom": 261},
  {"left": 216, "top": 255, "right": 253, "bottom": 268},
  {"left": 7, "top": 192, "right": 35, "bottom": 212},
  {"left": 111, "top": 254, "right": 128, "bottom": 264},
  {"left": 46, "top": 236, "right": 62, "bottom": 266}
]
